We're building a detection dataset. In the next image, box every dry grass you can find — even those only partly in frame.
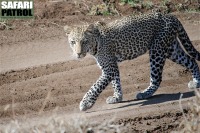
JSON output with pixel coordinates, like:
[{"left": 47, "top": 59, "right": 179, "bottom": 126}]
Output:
[
  {"left": 88, "top": 2, "right": 119, "bottom": 16},
  {"left": 0, "top": 114, "right": 123, "bottom": 133},
  {"left": 178, "top": 89, "right": 200, "bottom": 132},
  {"left": 0, "top": 19, "right": 13, "bottom": 30}
]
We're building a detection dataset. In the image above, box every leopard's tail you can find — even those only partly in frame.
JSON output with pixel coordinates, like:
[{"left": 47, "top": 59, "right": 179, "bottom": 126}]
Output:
[{"left": 177, "top": 19, "right": 200, "bottom": 61}]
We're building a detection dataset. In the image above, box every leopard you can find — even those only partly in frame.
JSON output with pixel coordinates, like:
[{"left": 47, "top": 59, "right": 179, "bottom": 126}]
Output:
[{"left": 64, "top": 12, "right": 200, "bottom": 111}]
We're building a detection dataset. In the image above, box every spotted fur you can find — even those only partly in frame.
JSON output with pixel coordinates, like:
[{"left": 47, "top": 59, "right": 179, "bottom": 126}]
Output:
[{"left": 64, "top": 12, "right": 200, "bottom": 111}]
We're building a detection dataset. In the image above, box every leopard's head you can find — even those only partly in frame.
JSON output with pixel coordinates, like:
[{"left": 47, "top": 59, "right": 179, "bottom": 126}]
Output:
[{"left": 64, "top": 23, "right": 102, "bottom": 58}]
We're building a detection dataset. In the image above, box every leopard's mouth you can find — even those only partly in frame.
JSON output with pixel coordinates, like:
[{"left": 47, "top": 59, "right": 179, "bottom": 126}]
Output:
[{"left": 77, "top": 53, "right": 86, "bottom": 58}]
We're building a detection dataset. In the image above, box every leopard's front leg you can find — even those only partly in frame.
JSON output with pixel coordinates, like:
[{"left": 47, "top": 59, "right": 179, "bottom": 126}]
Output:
[
  {"left": 106, "top": 72, "right": 123, "bottom": 104},
  {"left": 80, "top": 63, "right": 118, "bottom": 111}
]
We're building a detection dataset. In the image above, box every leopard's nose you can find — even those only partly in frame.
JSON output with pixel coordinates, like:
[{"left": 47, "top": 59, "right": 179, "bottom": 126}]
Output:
[{"left": 77, "top": 53, "right": 81, "bottom": 58}]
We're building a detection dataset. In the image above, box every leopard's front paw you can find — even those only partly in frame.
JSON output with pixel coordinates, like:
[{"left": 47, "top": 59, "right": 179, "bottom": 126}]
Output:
[
  {"left": 79, "top": 99, "right": 95, "bottom": 111},
  {"left": 188, "top": 80, "right": 200, "bottom": 89},
  {"left": 106, "top": 95, "right": 122, "bottom": 104}
]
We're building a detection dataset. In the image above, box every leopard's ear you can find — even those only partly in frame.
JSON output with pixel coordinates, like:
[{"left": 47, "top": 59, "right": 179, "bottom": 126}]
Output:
[
  {"left": 96, "top": 21, "right": 106, "bottom": 27},
  {"left": 85, "top": 24, "right": 95, "bottom": 36},
  {"left": 64, "top": 25, "right": 73, "bottom": 35}
]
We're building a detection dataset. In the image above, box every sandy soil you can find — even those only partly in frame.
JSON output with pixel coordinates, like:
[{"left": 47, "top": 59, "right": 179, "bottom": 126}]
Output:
[{"left": 0, "top": 0, "right": 200, "bottom": 132}]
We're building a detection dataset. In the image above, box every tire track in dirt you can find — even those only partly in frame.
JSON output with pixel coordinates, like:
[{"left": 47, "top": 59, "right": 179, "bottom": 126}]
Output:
[{"left": 0, "top": 36, "right": 73, "bottom": 73}]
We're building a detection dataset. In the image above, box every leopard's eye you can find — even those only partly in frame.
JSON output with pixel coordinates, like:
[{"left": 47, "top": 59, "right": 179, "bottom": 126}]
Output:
[
  {"left": 71, "top": 41, "right": 76, "bottom": 45},
  {"left": 71, "top": 41, "right": 76, "bottom": 47}
]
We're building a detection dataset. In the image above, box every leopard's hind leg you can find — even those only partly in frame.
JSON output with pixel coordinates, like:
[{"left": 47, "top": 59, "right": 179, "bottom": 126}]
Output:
[
  {"left": 136, "top": 43, "right": 167, "bottom": 100},
  {"left": 167, "top": 39, "right": 200, "bottom": 89}
]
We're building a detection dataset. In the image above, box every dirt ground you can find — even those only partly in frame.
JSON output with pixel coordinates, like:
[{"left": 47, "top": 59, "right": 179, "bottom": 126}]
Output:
[{"left": 0, "top": 0, "right": 200, "bottom": 132}]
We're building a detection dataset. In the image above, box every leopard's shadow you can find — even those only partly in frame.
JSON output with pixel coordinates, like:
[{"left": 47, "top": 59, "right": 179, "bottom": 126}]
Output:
[
  {"left": 113, "top": 91, "right": 194, "bottom": 109},
  {"left": 87, "top": 91, "right": 195, "bottom": 113}
]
